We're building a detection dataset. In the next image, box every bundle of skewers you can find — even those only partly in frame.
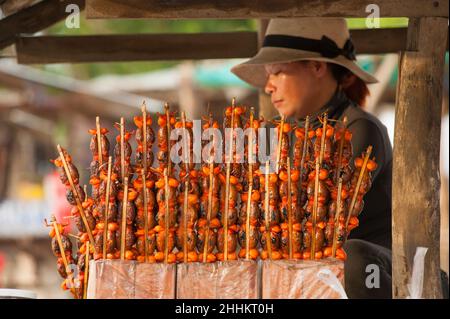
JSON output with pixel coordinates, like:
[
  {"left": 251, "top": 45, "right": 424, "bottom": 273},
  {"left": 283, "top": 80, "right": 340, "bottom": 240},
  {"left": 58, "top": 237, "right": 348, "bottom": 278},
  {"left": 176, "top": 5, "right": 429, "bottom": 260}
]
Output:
[
  {"left": 197, "top": 113, "right": 221, "bottom": 263},
  {"left": 238, "top": 108, "right": 262, "bottom": 260},
  {"left": 133, "top": 110, "right": 157, "bottom": 263},
  {"left": 216, "top": 99, "right": 245, "bottom": 262},
  {"left": 47, "top": 99, "right": 377, "bottom": 298},
  {"left": 175, "top": 113, "right": 200, "bottom": 263}
]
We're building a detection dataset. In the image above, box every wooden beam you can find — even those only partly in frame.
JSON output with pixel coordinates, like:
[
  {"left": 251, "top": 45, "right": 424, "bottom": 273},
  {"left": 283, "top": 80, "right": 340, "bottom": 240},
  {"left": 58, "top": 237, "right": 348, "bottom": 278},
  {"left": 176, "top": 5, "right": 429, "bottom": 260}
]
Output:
[
  {"left": 0, "top": 122, "right": 15, "bottom": 201},
  {"left": 0, "top": 0, "right": 39, "bottom": 17},
  {"left": 16, "top": 28, "right": 446, "bottom": 65},
  {"left": 392, "top": 17, "right": 447, "bottom": 299},
  {"left": 353, "top": 28, "right": 407, "bottom": 54},
  {"left": 0, "top": 0, "right": 85, "bottom": 49},
  {"left": 6, "top": 108, "right": 55, "bottom": 136},
  {"left": 16, "top": 32, "right": 257, "bottom": 63},
  {"left": 86, "top": 0, "right": 448, "bottom": 19},
  {"left": 0, "top": 61, "right": 164, "bottom": 118}
]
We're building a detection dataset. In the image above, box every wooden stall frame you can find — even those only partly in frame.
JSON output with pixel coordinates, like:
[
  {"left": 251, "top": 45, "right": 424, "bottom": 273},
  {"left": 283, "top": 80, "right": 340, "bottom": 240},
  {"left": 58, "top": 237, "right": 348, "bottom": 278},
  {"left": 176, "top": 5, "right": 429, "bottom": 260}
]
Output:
[{"left": 392, "top": 17, "right": 447, "bottom": 299}]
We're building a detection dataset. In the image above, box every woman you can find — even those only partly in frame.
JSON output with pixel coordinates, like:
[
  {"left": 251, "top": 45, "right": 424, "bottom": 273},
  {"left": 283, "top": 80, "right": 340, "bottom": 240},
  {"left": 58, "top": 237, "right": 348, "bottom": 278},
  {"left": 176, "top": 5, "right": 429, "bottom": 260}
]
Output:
[{"left": 231, "top": 18, "right": 392, "bottom": 298}]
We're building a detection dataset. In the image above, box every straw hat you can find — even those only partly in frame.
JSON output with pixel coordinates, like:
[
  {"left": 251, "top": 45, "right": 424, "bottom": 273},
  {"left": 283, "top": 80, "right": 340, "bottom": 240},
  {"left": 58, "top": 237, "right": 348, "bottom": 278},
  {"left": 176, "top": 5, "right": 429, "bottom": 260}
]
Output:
[{"left": 231, "top": 18, "right": 378, "bottom": 88}]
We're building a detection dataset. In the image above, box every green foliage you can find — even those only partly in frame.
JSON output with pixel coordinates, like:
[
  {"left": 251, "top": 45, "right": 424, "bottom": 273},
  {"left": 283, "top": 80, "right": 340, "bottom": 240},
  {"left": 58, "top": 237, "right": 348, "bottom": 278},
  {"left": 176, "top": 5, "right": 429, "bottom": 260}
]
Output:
[{"left": 346, "top": 18, "right": 408, "bottom": 29}]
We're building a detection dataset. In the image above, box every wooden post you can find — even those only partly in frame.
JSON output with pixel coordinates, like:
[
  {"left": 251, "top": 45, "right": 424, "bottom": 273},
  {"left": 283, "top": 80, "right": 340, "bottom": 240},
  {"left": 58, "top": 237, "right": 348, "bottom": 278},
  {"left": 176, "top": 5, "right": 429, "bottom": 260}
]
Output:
[
  {"left": 392, "top": 17, "right": 447, "bottom": 299},
  {"left": 178, "top": 61, "right": 203, "bottom": 120},
  {"left": 257, "top": 19, "right": 277, "bottom": 120}
]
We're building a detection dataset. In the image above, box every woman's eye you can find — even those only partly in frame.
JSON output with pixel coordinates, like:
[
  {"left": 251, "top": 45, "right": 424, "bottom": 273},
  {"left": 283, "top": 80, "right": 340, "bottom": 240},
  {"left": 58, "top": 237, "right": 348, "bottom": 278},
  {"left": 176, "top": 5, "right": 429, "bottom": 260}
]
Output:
[{"left": 269, "top": 69, "right": 281, "bottom": 76}]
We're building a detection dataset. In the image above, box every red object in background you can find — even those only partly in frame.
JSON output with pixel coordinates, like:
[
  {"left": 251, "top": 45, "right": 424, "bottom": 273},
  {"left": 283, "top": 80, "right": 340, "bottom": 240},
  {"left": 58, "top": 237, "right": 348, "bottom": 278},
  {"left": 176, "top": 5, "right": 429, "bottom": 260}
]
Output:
[
  {"left": 0, "top": 252, "right": 4, "bottom": 287},
  {"left": 44, "top": 171, "right": 73, "bottom": 232}
]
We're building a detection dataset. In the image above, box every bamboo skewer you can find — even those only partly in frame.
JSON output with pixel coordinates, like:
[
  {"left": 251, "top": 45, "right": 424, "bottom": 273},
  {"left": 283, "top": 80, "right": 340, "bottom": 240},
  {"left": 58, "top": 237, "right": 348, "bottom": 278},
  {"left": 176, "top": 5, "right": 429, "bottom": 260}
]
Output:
[
  {"left": 287, "top": 158, "right": 293, "bottom": 259},
  {"left": 181, "top": 112, "right": 189, "bottom": 263},
  {"left": 47, "top": 216, "right": 74, "bottom": 290},
  {"left": 67, "top": 233, "right": 80, "bottom": 240},
  {"left": 51, "top": 216, "right": 70, "bottom": 275},
  {"left": 310, "top": 159, "right": 320, "bottom": 260},
  {"left": 141, "top": 103, "right": 150, "bottom": 263},
  {"left": 102, "top": 156, "right": 113, "bottom": 260},
  {"left": 203, "top": 157, "right": 214, "bottom": 263},
  {"left": 297, "top": 116, "right": 310, "bottom": 206},
  {"left": 142, "top": 103, "right": 148, "bottom": 177},
  {"left": 165, "top": 103, "right": 172, "bottom": 176},
  {"left": 57, "top": 145, "right": 95, "bottom": 246},
  {"left": 275, "top": 115, "right": 285, "bottom": 173},
  {"left": 96, "top": 116, "right": 103, "bottom": 166},
  {"left": 183, "top": 181, "right": 189, "bottom": 263},
  {"left": 83, "top": 241, "right": 90, "bottom": 299},
  {"left": 181, "top": 111, "right": 190, "bottom": 173},
  {"left": 223, "top": 98, "right": 235, "bottom": 261},
  {"left": 120, "top": 177, "right": 129, "bottom": 260},
  {"left": 245, "top": 180, "right": 252, "bottom": 259},
  {"left": 345, "top": 146, "right": 373, "bottom": 234},
  {"left": 310, "top": 115, "right": 327, "bottom": 259},
  {"left": 120, "top": 117, "right": 125, "bottom": 182},
  {"left": 163, "top": 168, "right": 170, "bottom": 264},
  {"left": 142, "top": 171, "right": 149, "bottom": 263},
  {"left": 202, "top": 110, "right": 215, "bottom": 263},
  {"left": 264, "top": 161, "right": 273, "bottom": 260},
  {"left": 332, "top": 177, "right": 343, "bottom": 258},
  {"left": 334, "top": 117, "right": 348, "bottom": 184},
  {"left": 319, "top": 113, "right": 328, "bottom": 166},
  {"left": 245, "top": 108, "right": 254, "bottom": 260}
]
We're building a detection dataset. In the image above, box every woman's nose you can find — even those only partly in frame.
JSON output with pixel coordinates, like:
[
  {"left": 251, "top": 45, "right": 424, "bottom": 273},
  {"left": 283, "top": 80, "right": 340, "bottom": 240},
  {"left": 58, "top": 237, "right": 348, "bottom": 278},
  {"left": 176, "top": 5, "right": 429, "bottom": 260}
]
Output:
[{"left": 264, "top": 76, "right": 276, "bottom": 95}]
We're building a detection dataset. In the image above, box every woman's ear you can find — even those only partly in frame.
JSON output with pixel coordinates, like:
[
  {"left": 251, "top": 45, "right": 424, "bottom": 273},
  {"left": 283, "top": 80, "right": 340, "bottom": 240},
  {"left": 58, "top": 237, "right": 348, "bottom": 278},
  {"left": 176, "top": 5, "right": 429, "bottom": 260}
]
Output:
[
  {"left": 340, "top": 73, "right": 357, "bottom": 89},
  {"left": 309, "top": 61, "right": 328, "bottom": 78}
]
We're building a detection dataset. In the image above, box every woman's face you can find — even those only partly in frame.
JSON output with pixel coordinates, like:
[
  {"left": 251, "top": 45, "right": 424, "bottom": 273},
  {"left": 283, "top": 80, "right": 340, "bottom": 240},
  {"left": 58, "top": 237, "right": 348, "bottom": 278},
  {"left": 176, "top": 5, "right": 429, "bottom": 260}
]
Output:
[{"left": 264, "top": 61, "right": 321, "bottom": 118}]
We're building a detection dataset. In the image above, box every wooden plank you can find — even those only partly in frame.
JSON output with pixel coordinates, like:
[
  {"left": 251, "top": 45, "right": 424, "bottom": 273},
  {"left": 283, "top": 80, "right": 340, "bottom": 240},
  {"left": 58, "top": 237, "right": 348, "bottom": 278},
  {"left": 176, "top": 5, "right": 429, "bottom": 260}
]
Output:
[
  {"left": 0, "top": 0, "right": 39, "bottom": 17},
  {"left": 0, "top": 62, "right": 164, "bottom": 118},
  {"left": 0, "top": 0, "right": 85, "bottom": 49},
  {"left": 352, "top": 28, "right": 407, "bottom": 54},
  {"left": 0, "top": 123, "right": 15, "bottom": 201},
  {"left": 16, "top": 32, "right": 258, "bottom": 63},
  {"left": 86, "top": 0, "right": 448, "bottom": 19},
  {"left": 392, "top": 17, "right": 447, "bottom": 299},
  {"left": 16, "top": 28, "right": 445, "bottom": 65}
]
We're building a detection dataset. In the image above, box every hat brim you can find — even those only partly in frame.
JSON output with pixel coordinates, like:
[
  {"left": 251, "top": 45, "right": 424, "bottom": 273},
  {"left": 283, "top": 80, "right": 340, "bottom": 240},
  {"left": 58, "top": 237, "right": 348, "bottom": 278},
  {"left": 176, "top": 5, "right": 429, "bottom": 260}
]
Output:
[{"left": 231, "top": 47, "right": 378, "bottom": 88}]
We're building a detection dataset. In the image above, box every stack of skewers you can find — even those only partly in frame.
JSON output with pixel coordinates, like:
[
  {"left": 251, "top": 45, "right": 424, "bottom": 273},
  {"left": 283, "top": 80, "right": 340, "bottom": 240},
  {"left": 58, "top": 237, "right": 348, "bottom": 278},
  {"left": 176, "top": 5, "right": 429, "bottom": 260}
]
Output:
[{"left": 47, "top": 100, "right": 376, "bottom": 298}]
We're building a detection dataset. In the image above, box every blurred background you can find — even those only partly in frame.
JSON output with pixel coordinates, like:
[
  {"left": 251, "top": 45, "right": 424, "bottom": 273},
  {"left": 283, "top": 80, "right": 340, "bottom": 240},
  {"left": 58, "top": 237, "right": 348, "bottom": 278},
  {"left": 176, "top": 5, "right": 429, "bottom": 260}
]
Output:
[{"left": 0, "top": 5, "right": 448, "bottom": 298}]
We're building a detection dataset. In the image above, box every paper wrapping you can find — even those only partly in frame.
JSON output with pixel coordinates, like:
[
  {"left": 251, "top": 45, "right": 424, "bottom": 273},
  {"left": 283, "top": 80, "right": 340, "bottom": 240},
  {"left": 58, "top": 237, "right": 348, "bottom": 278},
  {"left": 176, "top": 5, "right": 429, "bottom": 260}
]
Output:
[
  {"left": 87, "top": 259, "right": 342, "bottom": 299},
  {"left": 177, "top": 261, "right": 259, "bottom": 299},
  {"left": 261, "top": 258, "right": 345, "bottom": 299},
  {"left": 86, "top": 260, "right": 135, "bottom": 299},
  {"left": 87, "top": 260, "right": 97, "bottom": 298},
  {"left": 135, "top": 263, "right": 176, "bottom": 299},
  {"left": 86, "top": 260, "right": 175, "bottom": 299}
]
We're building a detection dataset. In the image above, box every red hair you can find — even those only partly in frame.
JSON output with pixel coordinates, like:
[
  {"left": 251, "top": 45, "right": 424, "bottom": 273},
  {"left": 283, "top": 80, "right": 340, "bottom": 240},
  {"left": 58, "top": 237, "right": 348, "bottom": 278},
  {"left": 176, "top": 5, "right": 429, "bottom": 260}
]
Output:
[{"left": 329, "top": 63, "right": 370, "bottom": 107}]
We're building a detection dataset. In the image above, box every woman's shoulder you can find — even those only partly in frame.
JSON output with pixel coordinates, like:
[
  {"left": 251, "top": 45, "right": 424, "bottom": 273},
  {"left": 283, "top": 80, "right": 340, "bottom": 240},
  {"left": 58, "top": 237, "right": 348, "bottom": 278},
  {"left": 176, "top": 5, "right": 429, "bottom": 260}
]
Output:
[
  {"left": 343, "top": 104, "right": 391, "bottom": 149},
  {"left": 343, "top": 104, "right": 388, "bottom": 134},
  {"left": 343, "top": 104, "right": 393, "bottom": 177}
]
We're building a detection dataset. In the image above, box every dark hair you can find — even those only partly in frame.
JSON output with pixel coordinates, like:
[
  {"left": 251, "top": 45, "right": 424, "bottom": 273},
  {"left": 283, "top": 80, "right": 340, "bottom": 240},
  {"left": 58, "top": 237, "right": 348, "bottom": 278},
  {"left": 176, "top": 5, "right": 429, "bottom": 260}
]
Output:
[{"left": 328, "top": 63, "right": 370, "bottom": 107}]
